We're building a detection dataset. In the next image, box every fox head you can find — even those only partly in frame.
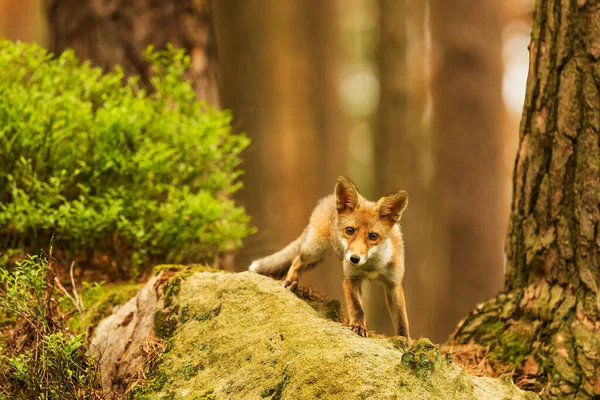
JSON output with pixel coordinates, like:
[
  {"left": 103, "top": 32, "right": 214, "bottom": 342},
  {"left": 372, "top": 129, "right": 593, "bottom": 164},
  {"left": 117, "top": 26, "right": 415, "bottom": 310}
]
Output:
[{"left": 334, "top": 176, "right": 408, "bottom": 266}]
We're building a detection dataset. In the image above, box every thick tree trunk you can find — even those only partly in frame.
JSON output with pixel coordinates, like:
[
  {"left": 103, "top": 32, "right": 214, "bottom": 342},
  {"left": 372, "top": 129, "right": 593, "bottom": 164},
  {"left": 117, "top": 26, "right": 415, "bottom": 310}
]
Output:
[
  {"left": 44, "top": 0, "right": 220, "bottom": 106},
  {"left": 450, "top": 1, "right": 600, "bottom": 398},
  {"left": 430, "top": 0, "right": 506, "bottom": 335}
]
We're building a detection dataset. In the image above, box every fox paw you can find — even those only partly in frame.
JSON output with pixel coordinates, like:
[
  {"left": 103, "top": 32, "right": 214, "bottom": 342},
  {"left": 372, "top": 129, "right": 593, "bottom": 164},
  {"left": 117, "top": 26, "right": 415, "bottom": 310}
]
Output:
[
  {"left": 350, "top": 323, "right": 368, "bottom": 337},
  {"left": 283, "top": 279, "right": 298, "bottom": 292}
]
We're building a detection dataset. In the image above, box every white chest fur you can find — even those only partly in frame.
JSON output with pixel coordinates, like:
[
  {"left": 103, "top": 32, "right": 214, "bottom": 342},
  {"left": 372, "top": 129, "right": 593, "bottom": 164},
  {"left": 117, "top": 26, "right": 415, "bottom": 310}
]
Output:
[{"left": 345, "top": 238, "right": 395, "bottom": 282}]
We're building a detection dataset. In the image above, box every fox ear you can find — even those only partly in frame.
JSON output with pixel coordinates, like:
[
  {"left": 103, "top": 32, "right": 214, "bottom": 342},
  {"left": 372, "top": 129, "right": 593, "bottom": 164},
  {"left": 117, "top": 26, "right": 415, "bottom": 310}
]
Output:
[
  {"left": 377, "top": 190, "right": 408, "bottom": 223},
  {"left": 335, "top": 176, "right": 360, "bottom": 212}
]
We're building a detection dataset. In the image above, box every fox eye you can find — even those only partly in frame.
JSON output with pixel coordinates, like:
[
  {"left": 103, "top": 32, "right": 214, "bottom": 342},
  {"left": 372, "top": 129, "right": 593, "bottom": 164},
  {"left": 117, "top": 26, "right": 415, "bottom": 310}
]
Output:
[
  {"left": 345, "top": 227, "right": 355, "bottom": 235},
  {"left": 369, "top": 232, "right": 379, "bottom": 241}
]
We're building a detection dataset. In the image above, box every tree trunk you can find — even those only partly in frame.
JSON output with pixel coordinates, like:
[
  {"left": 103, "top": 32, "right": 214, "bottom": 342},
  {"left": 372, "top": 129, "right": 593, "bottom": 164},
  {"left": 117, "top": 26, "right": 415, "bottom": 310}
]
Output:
[
  {"left": 429, "top": 0, "right": 506, "bottom": 336},
  {"left": 0, "top": 0, "right": 41, "bottom": 43},
  {"left": 44, "top": 0, "right": 235, "bottom": 271},
  {"left": 44, "top": 0, "right": 220, "bottom": 106},
  {"left": 303, "top": 0, "right": 348, "bottom": 300},
  {"left": 375, "top": 0, "right": 450, "bottom": 341},
  {"left": 371, "top": 0, "right": 409, "bottom": 337},
  {"left": 450, "top": 1, "right": 600, "bottom": 398},
  {"left": 213, "top": 0, "right": 347, "bottom": 302},
  {"left": 213, "top": 0, "right": 318, "bottom": 267}
]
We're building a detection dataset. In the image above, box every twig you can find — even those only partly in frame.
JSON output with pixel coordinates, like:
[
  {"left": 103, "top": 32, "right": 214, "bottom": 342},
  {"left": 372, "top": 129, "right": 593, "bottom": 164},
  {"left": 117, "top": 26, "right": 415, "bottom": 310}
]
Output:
[
  {"left": 54, "top": 276, "right": 76, "bottom": 306},
  {"left": 69, "top": 261, "right": 85, "bottom": 314},
  {"left": 54, "top": 262, "right": 86, "bottom": 315}
]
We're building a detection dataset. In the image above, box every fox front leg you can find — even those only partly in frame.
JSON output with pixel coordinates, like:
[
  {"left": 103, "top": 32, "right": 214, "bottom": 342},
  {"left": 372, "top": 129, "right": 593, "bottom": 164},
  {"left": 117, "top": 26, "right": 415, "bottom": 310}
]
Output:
[
  {"left": 343, "top": 278, "right": 367, "bottom": 337},
  {"left": 283, "top": 255, "right": 317, "bottom": 291},
  {"left": 384, "top": 283, "right": 410, "bottom": 341},
  {"left": 283, "top": 241, "right": 323, "bottom": 291},
  {"left": 283, "top": 255, "right": 303, "bottom": 291}
]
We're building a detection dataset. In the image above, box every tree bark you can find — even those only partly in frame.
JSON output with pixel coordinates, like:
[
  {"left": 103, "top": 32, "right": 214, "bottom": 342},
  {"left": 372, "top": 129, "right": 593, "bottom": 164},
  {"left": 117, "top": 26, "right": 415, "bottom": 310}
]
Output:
[
  {"left": 430, "top": 0, "right": 506, "bottom": 336},
  {"left": 44, "top": 0, "right": 220, "bottom": 106},
  {"left": 450, "top": 0, "right": 600, "bottom": 398}
]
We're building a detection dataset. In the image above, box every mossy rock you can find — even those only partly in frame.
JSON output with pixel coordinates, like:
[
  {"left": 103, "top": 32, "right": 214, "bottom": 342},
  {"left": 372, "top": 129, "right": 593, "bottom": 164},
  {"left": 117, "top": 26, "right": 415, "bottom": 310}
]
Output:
[
  {"left": 83, "top": 283, "right": 143, "bottom": 330},
  {"left": 125, "top": 271, "right": 537, "bottom": 400}
]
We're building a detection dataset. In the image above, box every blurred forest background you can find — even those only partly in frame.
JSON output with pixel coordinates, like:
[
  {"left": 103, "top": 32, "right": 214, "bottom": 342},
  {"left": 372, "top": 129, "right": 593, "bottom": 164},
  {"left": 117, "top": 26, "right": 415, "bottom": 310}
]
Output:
[{"left": 0, "top": 0, "right": 534, "bottom": 342}]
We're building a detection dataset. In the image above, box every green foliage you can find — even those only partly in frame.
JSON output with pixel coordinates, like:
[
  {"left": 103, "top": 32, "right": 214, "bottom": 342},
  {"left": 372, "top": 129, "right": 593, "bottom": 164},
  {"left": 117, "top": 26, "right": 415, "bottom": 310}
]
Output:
[
  {"left": 0, "top": 254, "right": 103, "bottom": 399},
  {"left": 0, "top": 40, "right": 253, "bottom": 273},
  {"left": 0, "top": 254, "right": 47, "bottom": 325}
]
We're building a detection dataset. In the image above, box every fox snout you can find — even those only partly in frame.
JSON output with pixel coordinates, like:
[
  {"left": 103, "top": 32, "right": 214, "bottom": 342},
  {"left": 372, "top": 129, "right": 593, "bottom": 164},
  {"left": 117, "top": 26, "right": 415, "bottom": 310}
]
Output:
[
  {"left": 345, "top": 250, "right": 367, "bottom": 266},
  {"left": 344, "top": 240, "right": 382, "bottom": 266}
]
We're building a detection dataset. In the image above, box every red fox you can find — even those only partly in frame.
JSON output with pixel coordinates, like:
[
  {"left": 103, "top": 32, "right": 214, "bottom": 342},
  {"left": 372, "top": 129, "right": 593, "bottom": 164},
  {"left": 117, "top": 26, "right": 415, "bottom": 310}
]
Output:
[{"left": 249, "top": 176, "right": 410, "bottom": 339}]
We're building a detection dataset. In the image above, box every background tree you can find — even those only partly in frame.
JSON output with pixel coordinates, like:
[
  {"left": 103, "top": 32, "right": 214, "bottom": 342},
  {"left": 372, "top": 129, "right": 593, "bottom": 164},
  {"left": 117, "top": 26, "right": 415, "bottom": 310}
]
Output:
[
  {"left": 43, "top": 0, "right": 241, "bottom": 270},
  {"left": 430, "top": 0, "right": 506, "bottom": 336},
  {"left": 0, "top": 0, "right": 42, "bottom": 43},
  {"left": 44, "top": 0, "right": 220, "bottom": 105},
  {"left": 375, "top": 0, "right": 448, "bottom": 339},
  {"left": 450, "top": 0, "right": 600, "bottom": 397},
  {"left": 213, "top": 0, "right": 348, "bottom": 297}
]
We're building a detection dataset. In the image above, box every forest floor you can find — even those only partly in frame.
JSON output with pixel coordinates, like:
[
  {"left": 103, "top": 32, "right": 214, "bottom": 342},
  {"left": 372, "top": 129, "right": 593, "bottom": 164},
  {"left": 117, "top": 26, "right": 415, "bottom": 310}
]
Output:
[{"left": 440, "top": 342, "right": 546, "bottom": 396}]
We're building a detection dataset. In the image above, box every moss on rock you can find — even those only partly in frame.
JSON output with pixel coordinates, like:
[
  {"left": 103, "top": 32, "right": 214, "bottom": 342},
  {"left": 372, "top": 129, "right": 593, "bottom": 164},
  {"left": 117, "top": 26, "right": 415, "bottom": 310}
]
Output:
[
  {"left": 152, "top": 264, "right": 222, "bottom": 278},
  {"left": 154, "top": 308, "right": 180, "bottom": 339},
  {"left": 65, "top": 282, "right": 143, "bottom": 333},
  {"left": 125, "top": 271, "right": 537, "bottom": 399}
]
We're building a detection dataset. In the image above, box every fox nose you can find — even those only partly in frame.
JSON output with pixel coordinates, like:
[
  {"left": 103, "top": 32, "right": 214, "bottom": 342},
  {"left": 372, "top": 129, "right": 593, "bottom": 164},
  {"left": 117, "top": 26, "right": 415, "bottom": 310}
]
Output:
[{"left": 349, "top": 255, "right": 361, "bottom": 265}]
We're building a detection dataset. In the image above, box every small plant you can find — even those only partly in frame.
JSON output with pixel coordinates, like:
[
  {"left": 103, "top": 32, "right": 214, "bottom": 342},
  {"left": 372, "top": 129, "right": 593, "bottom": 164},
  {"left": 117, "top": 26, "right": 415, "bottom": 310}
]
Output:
[
  {"left": 0, "top": 253, "right": 104, "bottom": 399},
  {"left": 0, "top": 40, "right": 253, "bottom": 275}
]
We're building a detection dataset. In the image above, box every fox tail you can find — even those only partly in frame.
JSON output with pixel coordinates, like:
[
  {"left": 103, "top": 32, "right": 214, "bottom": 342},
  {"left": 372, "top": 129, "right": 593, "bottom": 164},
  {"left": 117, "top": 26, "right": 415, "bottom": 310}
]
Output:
[{"left": 248, "top": 234, "right": 304, "bottom": 279}]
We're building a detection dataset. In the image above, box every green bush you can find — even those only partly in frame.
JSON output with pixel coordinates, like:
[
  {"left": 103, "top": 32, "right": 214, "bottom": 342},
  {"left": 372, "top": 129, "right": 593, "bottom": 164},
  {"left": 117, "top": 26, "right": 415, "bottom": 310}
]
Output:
[
  {"left": 0, "top": 41, "right": 253, "bottom": 273},
  {"left": 0, "top": 254, "right": 103, "bottom": 399}
]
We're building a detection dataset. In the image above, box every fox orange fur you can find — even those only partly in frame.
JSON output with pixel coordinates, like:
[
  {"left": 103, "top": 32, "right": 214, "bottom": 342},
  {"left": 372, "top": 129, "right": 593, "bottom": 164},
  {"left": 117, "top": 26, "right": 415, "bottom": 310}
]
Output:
[{"left": 249, "top": 176, "right": 410, "bottom": 339}]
